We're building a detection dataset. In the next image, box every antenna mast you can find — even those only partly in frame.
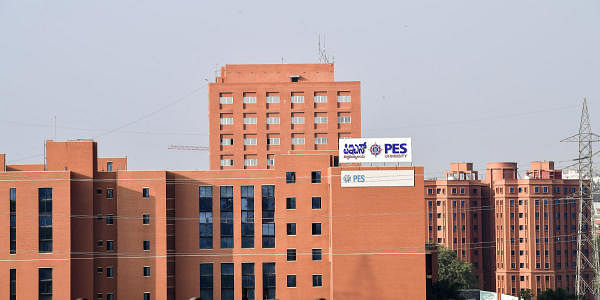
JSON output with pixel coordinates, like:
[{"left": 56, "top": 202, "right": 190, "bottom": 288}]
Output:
[
  {"left": 317, "top": 34, "right": 333, "bottom": 64},
  {"left": 562, "top": 98, "right": 600, "bottom": 297}
]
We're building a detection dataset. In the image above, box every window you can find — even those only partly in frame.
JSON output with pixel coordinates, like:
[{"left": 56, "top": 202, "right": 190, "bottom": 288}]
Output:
[
  {"left": 286, "top": 197, "right": 296, "bottom": 209},
  {"left": 243, "top": 117, "right": 257, "bottom": 125},
  {"left": 106, "top": 266, "right": 114, "bottom": 277},
  {"left": 221, "top": 137, "right": 234, "bottom": 146},
  {"left": 243, "top": 96, "right": 257, "bottom": 103},
  {"left": 267, "top": 137, "right": 280, "bottom": 145},
  {"left": 263, "top": 263, "right": 276, "bottom": 300},
  {"left": 143, "top": 266, "right": 150, "bottom": 277},
  {"left": 262, "top": 186, "right": 275, "bottom": 248},
  {"left": 338, "top": 116, "right": 351, "bottom": 123},
  {"left": 266, "top": 116, "right": 280, "bottom": 124},
  {"left": 39, "top": 268, "right": 52, "bottom": 300},
  {"left": 142, "top": 188, "right": 150, "bottom": 198},
  {"left": 10, "top": 268, "right": 15, "bottom": 300},
  {"left": 312, "top": 197, "right": 322, "bottom": 209},
  {"left": 427, "top": 188, "right": 433, "bottom": 195},
  {"left": 199, "top": 186, "right": 213, "bottom": 249},
  {"left": 266, "top": 95, "right": 280, "bottom": 103},
  {"left": 220, "top": 96, "right": 233, "bottom": 104},
  {"left": 242, "top": 263, "right": 254, "bottom": 300},
  {"left": 221, "top": 263, "right": 234, "bottom": 300},
  {"left": 244, "top": 159, "right": 258, "bottom": 167},
  {"left": 10, "top": 187, "right": 16, "bottom": 254},
  {"left": 287, "top": 275, "right": 297, "bottom": 288},
  {"left": 106, "top": 188, "right": 114, "bottom": 199},
  {"left": 144, "top": 292, "right": 150, "bottom": 300},
  {"left": 314, "top": 116, "right": 328, "bottom": 124},
  {"left": 142, "top": 214, "right": 150, "bottom": 225},
  {"left": 291, "top": 116, "right": 304, "bottom": 124},
  {"left": 243, "top": 137, "right": 258, "bottom": 146},
  {"left": 106, "top": 215, "right": 114, "bottom": 225},
  {"left": 107, "top": 161, "right": 113, "bottom": 171},
  {"left": 314, "top": 137, "right": 328, "bottom": 145},
  {"left": 312, "top": 274, "right": 323, "bottom": 287},
  {"left": 220, "top": 186, "right": 234, "bottom": 248},
  {"left": 291, "top": 95, "right": 304, "bottom": 103},
  {"left": 96, "top": 188, "right": 102, "bottom": 194},
  {"left": 39, "top": 188, "right": 52, "bottom": 253},
  {"left": 106, "top": 294, "right": 114, "bottom": 300},
  {"left": 221, "top": 159, "right": 234, "bottom": 167},
  {"left": 143, "top": 240, "right": 150, "bottom": 251},
  {"left": 267, "top": 156, "right": 275, "bottom": 167},
  {"left": 200, "top": 264, "right": 213, "bottom": 300},
  {"left": 312, "top": 249, "right": 322, "bottom": 261},
  {"left": 97, "top": 267, "right": 103, "bottom": 273},
  {"left": 314, "top": 95, "right": 327, "bottom": 103},
  {"left": 337, "top": 94, "right": 351, "bottom": 102},
  {"left": 287, "top": 249, "right": 297, "bottom": 261},
  {"left": 312, "top": 223, "right": 322, "bottom": 235},
  {"left": 291, "top": 137, "right": 305, "bottom": 145},
  {"left": 286, "top": 172, "right": 296, "bottom": 184},
  {"left": 311, "top": 171, "right": 321, "bottom": 183},
  {"left": 287, "top": 223, "right": 296, "bottom": 235},
  {"left": 220, "top": 117, "right": 234, "bottom": 125},
  {"left": 106, "top": 240, "right": 114, "bottom": 251},
  {"left": 241, "top": 186, "right": 254, "bottom": 248}
]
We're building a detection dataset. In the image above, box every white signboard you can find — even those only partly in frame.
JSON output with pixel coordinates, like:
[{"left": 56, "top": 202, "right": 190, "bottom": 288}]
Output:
[
  {"left": 341, "top": 170, "right": 414, "bottom": 187},
  {"left": 339, "top": 138, "right": 412, "bottom": 163}
]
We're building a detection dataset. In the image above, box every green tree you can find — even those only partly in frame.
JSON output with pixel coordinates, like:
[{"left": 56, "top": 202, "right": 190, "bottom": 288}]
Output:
[
  {"left": 519, "top": 288, "right": 533, "bottom": 300},
  {"left": 436, "top": 245, "right": 478, "bottom": 289}
]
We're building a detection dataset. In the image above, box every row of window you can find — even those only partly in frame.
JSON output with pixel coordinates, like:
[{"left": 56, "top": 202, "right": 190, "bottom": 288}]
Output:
[
  {"left": 199, "top": 262, "right": 322, "bottom": 300},
  {"left": 221, "top": 135, "right": 335, "bottom": 146},
  {"left": 496, "top": 186, "right": 579, "bottom": 195},
  {"left": 427, "top": 187, "right": 478, "bottom": 195},
  {"left": 199, "top": 185, "right": 324, "bottom": 249},
  {"left": 9, "top": 268, "right": 52, "bottom": 300},
  {"left": 220, "top": 115, "right": 351, "bottom": 125},
  {"left": 96, "top": 187, "right": 150, "bottom": 198},
  {"left": 219, "top": 94, "right": 351, "bottom": 105}
]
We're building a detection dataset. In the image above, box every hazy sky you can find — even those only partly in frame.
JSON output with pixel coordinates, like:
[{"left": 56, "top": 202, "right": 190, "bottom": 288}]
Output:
[{"left": 1, "top": 0, "right": 598, "bottom": 177}]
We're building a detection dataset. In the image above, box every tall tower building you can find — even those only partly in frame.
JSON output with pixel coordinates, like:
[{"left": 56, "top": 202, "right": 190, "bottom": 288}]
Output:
[
  {"left": 425, "top": 163, "right": 488, "bottom": 289},
  {"left": 489, "top": 161, "right": 582, "bottom": 297},
  {"left": 208, "top": 64, "right": 361, "bottom": 170}
]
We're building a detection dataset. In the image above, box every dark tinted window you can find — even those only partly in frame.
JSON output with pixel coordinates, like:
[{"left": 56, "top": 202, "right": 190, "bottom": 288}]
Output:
[
  {"left": 286, "top": 172, "right": 296, "bottom": 184},
  {"left": 312, "top": 197, "right": 321, "bottom": 209},
  {"left": 311, "top": 171, "right": 321, "bottom": 183}
]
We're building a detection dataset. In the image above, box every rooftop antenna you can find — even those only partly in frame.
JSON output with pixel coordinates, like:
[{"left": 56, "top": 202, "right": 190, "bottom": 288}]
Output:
[{"left": 317, "top": 34, "right": 333, "bottom": 64}]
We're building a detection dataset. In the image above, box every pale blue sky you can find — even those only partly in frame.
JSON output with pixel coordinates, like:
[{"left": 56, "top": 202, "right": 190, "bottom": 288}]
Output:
[{"left": 1, "top": 0, "right": 598, "bottom": 177}]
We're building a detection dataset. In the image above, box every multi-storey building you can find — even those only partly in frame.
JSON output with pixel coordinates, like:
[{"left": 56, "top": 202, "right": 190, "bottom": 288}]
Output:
[
  {"left": 208, "top": 64, "right": 361, "bottom": 170},
  {"left": 489, "top": 161, "right": 588, "bottom": 297},
  {"left": 426, "top": 161, "right": 593, "bottom": 298},
  {"left": 425, "top": 163, "right": 488, "bottom": 289},
  {"left": 0, "top": 138, "right": 430, "bottom": 300}
]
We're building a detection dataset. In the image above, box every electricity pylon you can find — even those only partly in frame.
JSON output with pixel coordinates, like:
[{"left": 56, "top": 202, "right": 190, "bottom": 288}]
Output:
[{"left": 562, "top": 98, "right": 600, "bottom": 298}]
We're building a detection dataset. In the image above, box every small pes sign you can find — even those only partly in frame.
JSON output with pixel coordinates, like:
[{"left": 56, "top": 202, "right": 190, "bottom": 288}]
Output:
[{"left": 339, "top": 138, "right": 412, "bottom": 163}]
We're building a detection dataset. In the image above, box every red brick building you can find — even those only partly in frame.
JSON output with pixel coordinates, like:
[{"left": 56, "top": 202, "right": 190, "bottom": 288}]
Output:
[
  {"left": 0, "top": 64, "right": 432, "bottom": 300},
  {"left": 426, "top": 161, "right": 589, "bottom": 298},
  {"left": 208, "top": 64, "right": 361, "bottom": 170},
  {"left": 0, "top": 140, "right": 429, "bottom": 300}
]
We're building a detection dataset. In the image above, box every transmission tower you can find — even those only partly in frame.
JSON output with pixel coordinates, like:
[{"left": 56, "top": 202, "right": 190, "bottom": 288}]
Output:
[{"left": 562, "top": 98, "right": 600, "bottom": 298}]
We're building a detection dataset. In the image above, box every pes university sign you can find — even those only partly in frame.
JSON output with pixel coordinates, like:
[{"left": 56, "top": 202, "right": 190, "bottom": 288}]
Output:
[
  {"left": 341, "top": 170, "right": 415, "bottom": 187},
  {"left": 339, "top": 138, "right": 412, "bottom": 163}
]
